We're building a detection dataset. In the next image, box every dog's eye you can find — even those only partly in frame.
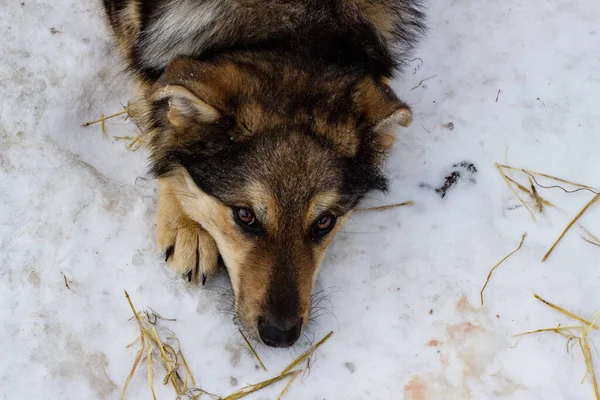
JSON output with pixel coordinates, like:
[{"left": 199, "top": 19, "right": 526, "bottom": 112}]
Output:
[
  {"left": 311, "top": 214, "right": 337, "bottom": 241},
  {"left": 233, "top": 207, "right": 263, "bottom": 236},
  {"left": 234, "top": 207, "right": 256, "bottom": 225}
]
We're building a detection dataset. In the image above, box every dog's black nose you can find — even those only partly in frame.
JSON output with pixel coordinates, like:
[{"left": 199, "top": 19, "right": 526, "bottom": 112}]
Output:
[{"left": 258, "top": 318, "right": 302, "bottom": 348}]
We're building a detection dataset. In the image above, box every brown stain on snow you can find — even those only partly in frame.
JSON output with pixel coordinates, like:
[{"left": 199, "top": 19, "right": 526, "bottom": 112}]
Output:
[
  {"left": 456, "top": 295, "right": 478, "bottom": 314},
  {"left": 446, "top": 321, "right": 484, "bottom": 341},
  {"left": 404, "top": 295, "right": 527, "bottom": 399},
  {"left": 404, "top": 375, "right": 428, "bottom": 400}
]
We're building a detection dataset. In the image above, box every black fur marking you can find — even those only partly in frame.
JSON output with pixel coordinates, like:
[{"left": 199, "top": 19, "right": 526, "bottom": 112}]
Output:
[
  {"left": 165, "top": 245, "right": 173, "bottom": 262},
  {"left": 154, "top": 129, "right": 386, "bottom": 216},
  {"left": 102, "top": 0, "right": 127, "bottom": 25},
  {"left": 105, "top": 0, "right": 426, "bottom": 81},
  {"left": 139, "top": 0, "right": 162, "bottom": 29}
]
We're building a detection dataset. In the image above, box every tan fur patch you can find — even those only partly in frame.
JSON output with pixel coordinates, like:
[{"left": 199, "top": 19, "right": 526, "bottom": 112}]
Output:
[
  {"left": 306, "top": 191, "right": 339, "bottom": 225},
  {"left": 161, "top": 169, "right": 250, "bottom": 291},
  {"left": 113, "top": 2, "right": 142, "bottom": 65},
  {"left": 158, "top": 178, "right": 219, "bottom": 281},
  {"left": 240, "top": 181, "right": 278, "bottom": 229},
  {"left": 313, "top": 111, "right": 360, "bottom": 157},
  {"left": 353, "top": 76, "right": 403, "bottom": 124},
  {"left": 159, "top": 167, "right": 347, "bottom": 338},
  {"left": 153, "top": 57, "right": 365, "bottom": 157},
  {"left": 310, "top": 213, "right": 350, "bottom": 289},
  {"left": 153, "top": 85, "right": 221, "bottom": 128}
]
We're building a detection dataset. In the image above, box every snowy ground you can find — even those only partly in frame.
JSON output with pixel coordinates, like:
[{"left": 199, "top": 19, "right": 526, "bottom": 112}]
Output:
[{"left": 2, "top": 1, "right": 600, "bottom": 399}]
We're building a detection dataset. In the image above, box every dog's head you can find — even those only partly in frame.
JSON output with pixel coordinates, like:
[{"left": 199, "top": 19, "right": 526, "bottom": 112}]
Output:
[{"left": 148, "top": 55, "right": 411, "bottom": 347}]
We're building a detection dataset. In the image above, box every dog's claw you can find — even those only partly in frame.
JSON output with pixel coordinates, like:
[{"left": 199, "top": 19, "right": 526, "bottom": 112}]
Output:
[
  {"left": 165, "top": 246, "right": 174, "bottom": 262},
  {"left": 186, "top": 270, "right": 193, "bottom": 282},
  {"left": 202, "top": 274, "right": 207, "bottom": 286}
]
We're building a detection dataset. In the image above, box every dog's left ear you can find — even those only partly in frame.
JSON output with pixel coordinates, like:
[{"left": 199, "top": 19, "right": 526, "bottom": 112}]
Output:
[
  {"left": 149, "top": 56, "right": 242, "bottom": 131},
  {"left": 353, "top": 76, "right": 412, "bottom": 155}
]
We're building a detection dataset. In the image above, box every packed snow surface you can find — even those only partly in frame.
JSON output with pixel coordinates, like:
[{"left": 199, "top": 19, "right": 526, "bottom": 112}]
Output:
[{"left": 2, "top": 1, "right": 600, "bottom": 399}]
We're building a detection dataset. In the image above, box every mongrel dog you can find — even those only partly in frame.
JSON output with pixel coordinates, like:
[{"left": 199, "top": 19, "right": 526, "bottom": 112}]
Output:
[{"left": 102, "top": 0, "right": 425, "bottom": 348}]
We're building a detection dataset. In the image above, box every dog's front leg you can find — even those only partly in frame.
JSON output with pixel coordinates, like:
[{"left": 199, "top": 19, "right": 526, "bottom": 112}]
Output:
[{"left": 157, "top": 179, "right": 219, "bottom": 285}]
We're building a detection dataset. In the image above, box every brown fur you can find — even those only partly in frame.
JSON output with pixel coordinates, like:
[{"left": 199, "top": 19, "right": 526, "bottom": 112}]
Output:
[
  {"left": 101, "top": 0, "right": 425, "bottom": 345},
  {"left": 159, "top": 168, "right": 346, "bottom": 338},
  {"left": 143, "top": 55, "right": 412, "bottom": 168},
  {"left": 158, "top": 178, "right": 219, "bottom": 282}
]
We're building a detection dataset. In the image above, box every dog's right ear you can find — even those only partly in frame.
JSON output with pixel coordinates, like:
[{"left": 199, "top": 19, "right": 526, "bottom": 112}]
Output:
[
  {"left": 150, "top": 55, "right": 244, "bottom": 131},
  {"left": 152, "top": 85, "right": 221, "bottom": 129},
  {"left": 148, "top": 56, "right": 248, "bottom": 177}
]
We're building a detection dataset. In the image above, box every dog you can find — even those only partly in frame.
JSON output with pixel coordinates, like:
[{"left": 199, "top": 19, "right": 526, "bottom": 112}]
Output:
[{"left": 102, "top": 0, "right": 425, "bottom": 348}]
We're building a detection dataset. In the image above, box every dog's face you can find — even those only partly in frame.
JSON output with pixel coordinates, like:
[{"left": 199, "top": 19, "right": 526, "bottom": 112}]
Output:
[{"left": 148, "top": 55, "right": 411, "bottom": 347}]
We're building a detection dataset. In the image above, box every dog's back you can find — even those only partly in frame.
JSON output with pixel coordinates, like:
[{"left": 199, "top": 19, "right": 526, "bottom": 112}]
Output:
[{"left": 103, "top": 0, "right": 425, "bottom": 82}]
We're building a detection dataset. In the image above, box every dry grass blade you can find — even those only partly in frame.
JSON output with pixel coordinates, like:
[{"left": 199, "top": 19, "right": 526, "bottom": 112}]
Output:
[
  {"left": 179, "top": 350, "right": 196, "bottom": 389},
  {"left": 542, "top": 193, "right": 600, "bottom": 262},
  {"left": 513, "top": 324, "right": 580, "bottom": 338},
  {"left": 505, "top": 176, "right": 553, "bottom": 207},
  {"left": 582, "top": 228, "right": 600, "bottom": 245},
  {"left": 506, "top": 175, "right": 533, "bottom": 196},
  {"left": 146, "top": 308, "right": 177, "bottom": 324},
  {"left": 120, "top": 346, "right": 144, "bottom": 400},
  {"left": 126, "top": 134, "right": 144, "bottom": 152},
  {"left": 534, "top": 294, "right": 600, "bottom": 330},
  {"left": 61, "top": 272, "right": 71, "bottom": 289},
  {"left": 222, "top": 331, "right": 333, "bottom": 399},
  {"left": 238, "top": 329, "right": 267, "bottom": 372},
  {"left": 122, "top": 291, "right": 331, "bottom": 400},
  {"left": 495, "top": 163, "right": 536, "bottom": 221},
  {"left": 517, "top": 296, "right": 600, "bottom": 398},
  {"left": 584, "top": 237, "right": 600, "bottom": 248},
  {"left": 124, "top": 291, "right": 145, "bottom": 336},
  {"left": 529, "top": 177, "right": 544, "bottom": 212},
  {"left": 281, "top": 331, "right": 334, "bottom": 375},
  {"left": 356, "top": 201, "right": 414, "bottom": 212},
  {"left": 581, "top": 327, "right": 600, "bottom": 399},
  {"left": 277, "top": 370, "right": 301, "bottom": 400},
  {"left": 101, "top": 114, "right": 106, "bottom": 136},
  {"left": 123, "top": 290, "right": 190, "bottom": 398},
  {"left": 222, "top": 371, "right": 297, "bottom": 400},
  {"left": 151, "top": 327, "right": 182, "bottom": 393},
  {"left": 122, "top": 291, "right": 149, "bottom": 400},
  {"left": 147, "top": 337, "right": 158, "bottom": 400},
  {"left": 496, "top": 164, "right": 594, "bottom": 190},
  {"left": 126, "top": 335, "right": 141, "bottom": 348},
  {"left": 480, "top": 233, "right": 527, "bottom": 305},
  {"left": 82, "top": 109, "right": 129, "bottom": 127},
  {"left": 586, "top": 313, "right": 600, "bottom": 336}
]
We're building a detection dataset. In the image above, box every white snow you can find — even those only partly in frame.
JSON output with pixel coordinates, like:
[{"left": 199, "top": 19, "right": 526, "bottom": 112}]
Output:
[{"left": 2, "top": 1, "right": 600, "bottom": 399}]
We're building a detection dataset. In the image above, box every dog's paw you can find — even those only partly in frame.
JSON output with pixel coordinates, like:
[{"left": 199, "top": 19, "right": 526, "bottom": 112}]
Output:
[
  {"left": 163, "top": 226, "right": 219, "bottom": 285},
  {"left": 157, "top": 195, "right": 219, "bottom": 285}
]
